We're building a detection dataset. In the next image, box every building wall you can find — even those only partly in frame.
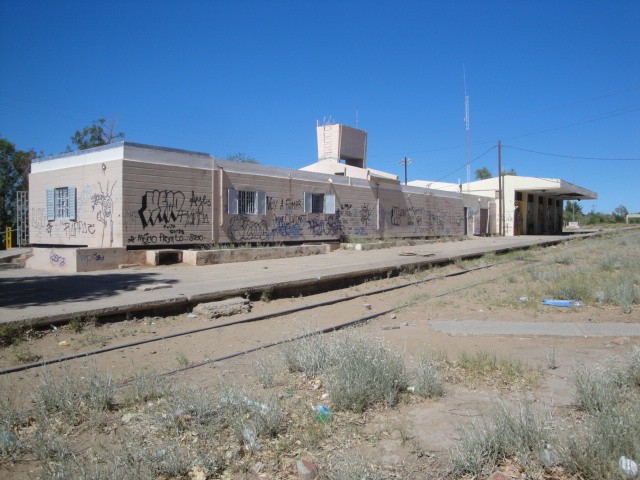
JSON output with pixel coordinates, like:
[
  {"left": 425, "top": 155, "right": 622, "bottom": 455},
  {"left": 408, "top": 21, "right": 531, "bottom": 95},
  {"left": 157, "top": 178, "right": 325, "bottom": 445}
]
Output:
[
  {"left": 122, "top": 160, "right": 214, "bottom": 247},
  {"left": 378, "top": 188, "right": 465, "bottom": 237},
  {"left": 30, "top": 148, "right": 467, "bottom": 249},
  {"left": 29, "top": 160, "right": 124, "bottom": 248},
  {"left": 218, "top": 170, "right": 379, "bottom": 243}
]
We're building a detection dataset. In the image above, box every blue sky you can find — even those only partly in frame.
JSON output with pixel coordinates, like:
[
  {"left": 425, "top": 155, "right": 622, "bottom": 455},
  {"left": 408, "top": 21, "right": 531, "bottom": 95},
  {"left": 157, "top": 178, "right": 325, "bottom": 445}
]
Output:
[{"left": 1, "top": 1, "right": 639, "bottom": 214}]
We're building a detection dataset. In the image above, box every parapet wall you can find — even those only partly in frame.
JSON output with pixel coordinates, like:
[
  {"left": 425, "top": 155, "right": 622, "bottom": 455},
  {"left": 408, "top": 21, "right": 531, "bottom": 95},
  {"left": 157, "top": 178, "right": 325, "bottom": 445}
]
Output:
[{"left": 26, "top": 247, "right": 146, "bottom": 273}]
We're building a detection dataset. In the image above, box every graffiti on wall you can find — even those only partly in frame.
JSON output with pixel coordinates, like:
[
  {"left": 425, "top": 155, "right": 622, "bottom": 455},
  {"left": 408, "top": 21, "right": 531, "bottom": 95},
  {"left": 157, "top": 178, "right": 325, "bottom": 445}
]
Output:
[
  {"left": 271, "top": 214, "right": 304, "bottom": 238},
  {"left": 338, "top": 203, "right": 372, "bottom": 237},
  {"left": 307, "top": 213, "right": 342, "bottom": 237},
  {"left": 31, "top": 179, "right": 114, "bottom": 244},
  {"left": 138, "top": 190, "right": 210, "bottom": 229},
  {"left": 78, "top": 251, "right": 105, "bottom": 266},
  {"left": 49, "top": 250, "right": 66, "bottom": 268},
  {"left": 91, "top": 180, "right": 116, "bottom": 247},
  {"left": 381, "top": 204, "right": 464, "bottom": 236},
  {"left": 267, "top": 197, "right": 303, "bottom": 212},
  {"left": 128, "top": 232, "right": 205, "bottom": 245},
  {"left": 228, "top": 216, "right": 269, "bottom": 243}
]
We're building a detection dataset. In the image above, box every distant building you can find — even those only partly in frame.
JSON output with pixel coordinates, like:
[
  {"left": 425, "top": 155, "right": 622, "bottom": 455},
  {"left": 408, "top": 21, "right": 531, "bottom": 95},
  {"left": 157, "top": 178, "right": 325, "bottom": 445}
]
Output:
[{"left": 410, "top": 176, "right": 597, "bottom": 236}]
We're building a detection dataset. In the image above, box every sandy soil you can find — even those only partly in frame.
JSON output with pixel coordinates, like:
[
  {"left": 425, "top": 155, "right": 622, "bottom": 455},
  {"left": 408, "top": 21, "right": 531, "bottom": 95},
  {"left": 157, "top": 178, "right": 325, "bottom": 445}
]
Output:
[{"left": 0, "top": 232, "right": 638, "bottom": 479}]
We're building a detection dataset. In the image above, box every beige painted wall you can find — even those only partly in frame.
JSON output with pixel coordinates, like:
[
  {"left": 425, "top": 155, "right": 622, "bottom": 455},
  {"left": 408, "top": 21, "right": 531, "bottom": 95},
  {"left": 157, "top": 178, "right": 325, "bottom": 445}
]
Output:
[
  {"left": 30, "top": 147, "right": 467, "bottom": 249},
  {"left": 122, "top": 160, "right": 214, "bottom": 247},
  {"left": 29, "top": 160, "right": 124, "bottom": 247}
]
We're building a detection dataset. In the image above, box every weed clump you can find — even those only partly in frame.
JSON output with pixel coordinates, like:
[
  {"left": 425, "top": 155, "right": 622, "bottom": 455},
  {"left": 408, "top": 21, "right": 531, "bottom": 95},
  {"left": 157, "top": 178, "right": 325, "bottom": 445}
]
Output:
[
  {"left": 449, "top": 400, "right": 551, "bottom": 477},
  {"left": 122, "top": 369, "right": 169, "bottom": 406},
  {"left": 412, "top": 354, "right": 444, "bottom": 398},
  {"left": 324, "top": 329, "right": 407, "bottom": 412},
  {"left": 217, "top": 382, "right": 284, "bottom": 442},
  {"left": 282, "top": 331, "right": 330, "bottom": 378}
]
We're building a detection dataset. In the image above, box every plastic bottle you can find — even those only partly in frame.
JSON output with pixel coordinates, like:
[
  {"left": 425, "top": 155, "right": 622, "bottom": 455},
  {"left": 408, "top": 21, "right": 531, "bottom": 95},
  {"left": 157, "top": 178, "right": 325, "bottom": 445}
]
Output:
[{"left": 313, "top": 404, "right": 332, "bottom": 423}]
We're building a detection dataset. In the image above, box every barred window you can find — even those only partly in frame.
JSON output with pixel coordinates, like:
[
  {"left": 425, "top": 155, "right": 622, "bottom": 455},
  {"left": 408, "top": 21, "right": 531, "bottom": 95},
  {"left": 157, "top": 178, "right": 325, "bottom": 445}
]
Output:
[
  {"left": 227, "top": 189, "right": 266, "bottom": 215},
  {"left": 238, "top": 190, "right": 256, "bottom": 215}
]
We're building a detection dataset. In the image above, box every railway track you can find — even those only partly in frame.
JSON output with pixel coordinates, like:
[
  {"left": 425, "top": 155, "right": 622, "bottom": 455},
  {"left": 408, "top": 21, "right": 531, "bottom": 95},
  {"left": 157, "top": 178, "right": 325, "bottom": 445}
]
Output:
[{"left": 0, "top": 257, "right": 531, "bottom": 377}]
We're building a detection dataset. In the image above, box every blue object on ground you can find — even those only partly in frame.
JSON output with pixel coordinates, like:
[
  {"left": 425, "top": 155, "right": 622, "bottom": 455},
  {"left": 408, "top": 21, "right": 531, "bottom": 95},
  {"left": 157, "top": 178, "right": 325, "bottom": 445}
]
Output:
[
  {"left": 542, "top": 299, "right": 583, "bottom": 307},
  {"left": 313, "top": 404, "right": 332, "bottom": 423}
]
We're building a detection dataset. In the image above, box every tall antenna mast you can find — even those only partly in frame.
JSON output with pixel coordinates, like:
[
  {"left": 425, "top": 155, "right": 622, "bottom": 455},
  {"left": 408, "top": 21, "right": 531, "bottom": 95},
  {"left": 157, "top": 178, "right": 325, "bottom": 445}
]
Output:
[{"left": 464, "top": 65, "right": 471, "bottom": 193}]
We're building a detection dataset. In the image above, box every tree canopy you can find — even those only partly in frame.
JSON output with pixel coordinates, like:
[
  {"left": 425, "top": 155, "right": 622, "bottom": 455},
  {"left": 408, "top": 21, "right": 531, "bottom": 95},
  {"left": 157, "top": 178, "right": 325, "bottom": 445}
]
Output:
[
  {"left": 1, "top": 137, "right": 35, "bottom": 235},
  {"left": 612, "top": 205, "right": 628, "bottom": 220},
  {"left": 69, "top": 118, "right": 124, "bottom": 151},
  {"left": 225, "top": 153, "right": 259, "bottom": 164},
  {"left": 475, "top": 167, "right": 492, "bottom": 180}
]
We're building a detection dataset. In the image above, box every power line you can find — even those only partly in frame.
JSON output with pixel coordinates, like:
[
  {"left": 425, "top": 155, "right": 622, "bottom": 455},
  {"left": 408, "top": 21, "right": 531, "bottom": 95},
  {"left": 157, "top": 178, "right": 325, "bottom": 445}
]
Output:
[
  {"left": 504, "top": 105, "right": 640, "bottom": 140},
  {"left": 504, "top": 145, "right": 640, "bottom": 161},
  {"left": 430, "top": 144, "right": 497, "bottom": 184},
  {"left": 513, "top": 85, "right": 640, "bottom": 117}
]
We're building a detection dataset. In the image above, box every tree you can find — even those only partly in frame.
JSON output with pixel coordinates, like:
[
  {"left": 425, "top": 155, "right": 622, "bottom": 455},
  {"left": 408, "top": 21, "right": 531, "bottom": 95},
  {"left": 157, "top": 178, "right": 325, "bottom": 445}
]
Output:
[
  {"left": 475, "top": 167, "right": 492, "bottom": 179},
  {"left": 0, "top": 138, "right": 35, "bottom": 240},
  {"left": 502, "top": 168, "right": 517, "bottom": 176},
  {"left": 563, "top": 200, "right": 583, "bottom": 223},
  {"left": 226, "top": 153, "right": 259, "bottom": 164},
  {"left": 69, "top": 117, "right": 124, "bottom": 151},
  {"left": 612, "top": 205, "right": 628, "bottom": 222}
]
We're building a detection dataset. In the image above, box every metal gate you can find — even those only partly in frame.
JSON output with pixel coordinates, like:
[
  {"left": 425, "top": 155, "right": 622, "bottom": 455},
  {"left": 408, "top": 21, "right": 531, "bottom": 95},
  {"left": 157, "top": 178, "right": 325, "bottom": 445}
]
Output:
[
  {"left": 16, "top": 191, "right": 28, "bottom": 247},
  {"left": 479, "top": 208, "right": 489, "bottom": 236}
]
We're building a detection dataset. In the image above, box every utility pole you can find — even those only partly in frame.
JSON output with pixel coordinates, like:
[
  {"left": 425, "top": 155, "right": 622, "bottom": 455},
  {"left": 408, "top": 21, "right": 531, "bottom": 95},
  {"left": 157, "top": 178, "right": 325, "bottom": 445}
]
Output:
[
  {"left": 399, "top": 157, "right": 412, "bottom": 185},
  {"left": 464, "top": 65, "right": 471, "bottom": 193},
  {"left": 497, "top": 140, "right": 503, "bottom": 236}
]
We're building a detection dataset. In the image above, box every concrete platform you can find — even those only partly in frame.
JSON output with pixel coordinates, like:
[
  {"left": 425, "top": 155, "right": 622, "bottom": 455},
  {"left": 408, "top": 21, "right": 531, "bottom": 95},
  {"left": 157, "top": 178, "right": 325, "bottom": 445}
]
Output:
[{"left": 0, "top": 234, "right": 598, "bottom": 326}]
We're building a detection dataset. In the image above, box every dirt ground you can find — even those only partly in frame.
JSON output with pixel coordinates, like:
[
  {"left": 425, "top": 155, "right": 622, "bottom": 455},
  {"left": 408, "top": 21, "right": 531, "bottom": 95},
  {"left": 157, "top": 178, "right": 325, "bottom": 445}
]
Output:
[{"left": 0, "top": 231, "right": 638, "bottom": 479}]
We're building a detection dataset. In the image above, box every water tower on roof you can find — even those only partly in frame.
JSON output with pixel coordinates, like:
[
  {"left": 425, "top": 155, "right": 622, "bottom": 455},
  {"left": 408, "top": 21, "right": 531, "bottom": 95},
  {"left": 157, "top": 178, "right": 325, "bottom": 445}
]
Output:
[{"left": 316, "top": 122, "right": 367, "bottom": 169}]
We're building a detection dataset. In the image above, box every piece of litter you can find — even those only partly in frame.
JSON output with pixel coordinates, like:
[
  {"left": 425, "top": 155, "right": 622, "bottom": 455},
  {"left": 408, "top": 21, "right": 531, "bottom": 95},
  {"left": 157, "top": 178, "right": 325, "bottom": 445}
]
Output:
[
  {"left": 186, "top": 313, "right": 197, "bottom": 318},
  {"left": 313, "top": 404, "right": 332, "bottom": 423},
  {"left": 381, "top": 324, "right": 400, "bottom": 330},
  {"left": 619, "top": 456, "right": 638, "bottom": 478},
  {"left": 543, "top": 299, "right": 583, "bottom": 307},
  {"left": 136, "top": 283, "right": 173, "bottom": 292},
  {"left": 58, "top": 340, "right": 70, "bottom": 347}
]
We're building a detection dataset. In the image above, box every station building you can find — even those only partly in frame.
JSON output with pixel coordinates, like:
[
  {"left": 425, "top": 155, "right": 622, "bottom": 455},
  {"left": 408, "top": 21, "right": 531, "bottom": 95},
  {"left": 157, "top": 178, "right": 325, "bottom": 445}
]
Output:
[
  {"left": 26, "top": 123, "right": 595, "bottom": 272},
  {"left": 410, "top": 176, "right": 597, "bottom": 236}
]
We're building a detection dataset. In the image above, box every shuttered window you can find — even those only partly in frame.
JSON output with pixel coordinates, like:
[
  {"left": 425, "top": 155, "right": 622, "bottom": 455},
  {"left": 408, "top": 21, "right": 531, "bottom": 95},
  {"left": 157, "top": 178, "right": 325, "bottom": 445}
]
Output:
[
  {"left": 46, "top": 186, "right": 76, "bottom": 221},
  {"left": 227, "top": 189, "right": 266, "bottom": 215}
]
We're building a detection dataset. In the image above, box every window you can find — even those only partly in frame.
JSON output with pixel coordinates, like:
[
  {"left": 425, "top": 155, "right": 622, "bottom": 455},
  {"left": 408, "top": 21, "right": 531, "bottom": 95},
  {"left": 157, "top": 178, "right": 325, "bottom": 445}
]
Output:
[
  {"left": 304, "top": 192, "right": 335, "bottom": 214},
  {"left": 238, "top": 190, "right": 256, "bottom": 215},
  {"left": 46, "top": 186, "right": 76, "bottom": 221},
  {"left": 227, "top": 189, "right": 266, "bottom": 215},
  {"left": 311, "top": 194, "right": 324, "bottom": 214}
]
